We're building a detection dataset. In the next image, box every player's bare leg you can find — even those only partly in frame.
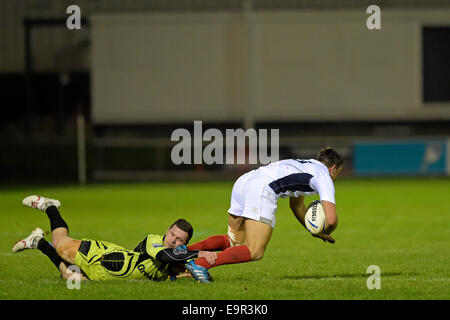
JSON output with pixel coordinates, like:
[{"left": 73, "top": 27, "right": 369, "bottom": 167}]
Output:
[
  {"left": 43, "top": 237, "right": 87, "bottom": 281},
  {"left": 53, "top": 255, "right": 87, "bottom": 280},
  {"left": 49, "top": 223, "right": 82, "bottom": 264},
  {"left": 242, "top": 218, "right": 273, "bottom": 261},
  {"left": 55, "top": 238, "right": 81, "bottom": 264},
  {"left": 33, "top": 202, "right": 81, "bottom": 263},
  {"left": 227, "top": 214, "right": 246, "bottom": 246},
  {"left": 22, "top": 195, "right": 85, "bottom": 270},
  {"left": 43, "top": 205, "right": 72, "bottom": 247},
  {"left": 41, "top": 206, "right": 85, "bottom": 273},
  {"left": 191, "top": 214, "right": 253, "bottom": 270},
  {"left": 50, "top": 226, "right": 69, "bottom": 247},
  {"left": 228, "top": 215, "right": 273, "bottom": 261},
  {"left": 187, "top": 214, "right": 245, "bottom": 252}
]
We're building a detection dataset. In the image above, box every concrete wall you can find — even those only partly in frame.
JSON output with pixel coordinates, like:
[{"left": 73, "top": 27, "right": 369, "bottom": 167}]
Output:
[{"left": 91, "top": 9, "right": 450, "bottom": 124}]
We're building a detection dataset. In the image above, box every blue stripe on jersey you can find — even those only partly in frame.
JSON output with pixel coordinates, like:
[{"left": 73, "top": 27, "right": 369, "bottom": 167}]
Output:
[{"left": 268, "top": 173, "right": 314, "bottom": 195}]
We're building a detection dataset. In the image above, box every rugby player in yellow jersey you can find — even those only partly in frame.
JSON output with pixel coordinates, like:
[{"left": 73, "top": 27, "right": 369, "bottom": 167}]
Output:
[{"left": 12, "top": 195, "right": 216, "bottom": 282}]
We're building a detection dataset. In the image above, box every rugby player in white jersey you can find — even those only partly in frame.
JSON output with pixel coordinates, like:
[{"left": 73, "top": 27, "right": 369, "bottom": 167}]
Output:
[{"left": 185, "top": 147, "right": 343, "bottom": 283}]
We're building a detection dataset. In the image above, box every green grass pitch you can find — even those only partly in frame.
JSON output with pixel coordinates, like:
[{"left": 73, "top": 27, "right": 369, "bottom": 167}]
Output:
[{"left": 0, "top": 177, "right": 449, "bottom": 300}]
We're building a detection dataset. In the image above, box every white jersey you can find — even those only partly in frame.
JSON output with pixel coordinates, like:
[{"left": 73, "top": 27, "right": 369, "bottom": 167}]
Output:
[
  {"left": 228, "top": 158, "right": 336, "bottom": 228},
  {"left": 255, "top": 159, "right": 336, "bottom": 204}
]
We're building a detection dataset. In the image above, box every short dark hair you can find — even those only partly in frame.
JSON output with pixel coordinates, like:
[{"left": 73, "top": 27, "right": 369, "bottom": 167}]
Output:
[
  {"left": 170, "top": 219, "right": 194, "bottom": 243},
  {"left": 316, "top": 147, "right": 343, "bottom": 169}
]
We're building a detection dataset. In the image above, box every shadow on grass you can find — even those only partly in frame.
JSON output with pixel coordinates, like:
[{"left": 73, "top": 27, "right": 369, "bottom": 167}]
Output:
[{"left": 283, "top": 271, "right": 406, "bottom": 281}]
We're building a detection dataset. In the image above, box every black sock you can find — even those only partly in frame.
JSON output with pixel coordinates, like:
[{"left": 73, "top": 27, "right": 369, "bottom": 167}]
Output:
[
  {"left": 37, "top": 238, "right": 64, "bottom": 270},
  {"left": 45, "top": 206, "right": 69, "bottom": 232}
]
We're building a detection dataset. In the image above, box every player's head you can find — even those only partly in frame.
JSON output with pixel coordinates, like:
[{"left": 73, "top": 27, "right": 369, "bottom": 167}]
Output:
[
  {"left": 164, "top": 219, "right": 194, "bottom": 248},
  {"left": 316, "top": 147, "right": 343, "bottom": 181}
]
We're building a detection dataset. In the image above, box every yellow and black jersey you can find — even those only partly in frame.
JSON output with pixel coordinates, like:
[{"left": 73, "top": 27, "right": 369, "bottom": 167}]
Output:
[{"left": 74, "top": 234, "right": 199, "bottom": 281}]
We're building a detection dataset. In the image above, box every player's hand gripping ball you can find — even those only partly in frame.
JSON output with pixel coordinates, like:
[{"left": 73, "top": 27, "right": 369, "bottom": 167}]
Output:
[{"left": 305, "top": 200, "right": 326, "bottom": 235}]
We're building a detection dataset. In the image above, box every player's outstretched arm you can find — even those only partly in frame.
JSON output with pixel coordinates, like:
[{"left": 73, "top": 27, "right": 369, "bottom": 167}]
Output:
[{"left": 155, "top": 246, "right": 217, "bottom": 265}]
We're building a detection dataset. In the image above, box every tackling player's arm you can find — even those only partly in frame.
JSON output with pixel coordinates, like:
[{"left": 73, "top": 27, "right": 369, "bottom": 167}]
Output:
[
  {"left": 135, "top": 236, "right": 217, "bottom": 265},
  {"left": 156, "top": 247, "right": 217, "bottom": 265},
  {"left": 156, "top": 246, "right": 199, "bottom": 262}
]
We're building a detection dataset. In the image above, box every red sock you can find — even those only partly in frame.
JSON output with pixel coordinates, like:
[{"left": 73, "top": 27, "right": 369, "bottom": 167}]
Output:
[
  {"left": 195, "top": 245, "right": 252, "bottom": 269},
  {"left": 187, "top": 235, "right": 230, "bottom": 251}
]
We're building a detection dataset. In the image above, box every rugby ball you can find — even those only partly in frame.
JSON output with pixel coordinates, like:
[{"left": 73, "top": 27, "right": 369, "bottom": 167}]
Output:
[{"left": 305, "top": 200, "right": 326, "bottom": 235}]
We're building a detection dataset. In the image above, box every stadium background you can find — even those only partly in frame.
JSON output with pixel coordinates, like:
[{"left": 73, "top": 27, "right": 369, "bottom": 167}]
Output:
[
  {"left": 1, "top": 0, "right": 449, "bottom": 183},
  {"left": 0, "top": 0, "right": 449, "bottom": 301}
]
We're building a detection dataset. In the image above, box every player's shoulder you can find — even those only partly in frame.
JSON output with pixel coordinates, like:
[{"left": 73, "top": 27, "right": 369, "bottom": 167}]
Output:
[
  {"left": 297, "top": 159, "right": 333, "bottom": 183},
  {"left": 310, "top": 159, "right": 330, "bottom": 172},
  {"left": 267, "top": 158, "right": 328, "bottom": 179},
  {"left": 287, "top": 158, "right": 327, "bottom": 171},
  {"left": 271, "top": 158, "right": 314, "bottom": 168},
  {"left": 145, "top": 234, "right": 165, "bottom": 247}
]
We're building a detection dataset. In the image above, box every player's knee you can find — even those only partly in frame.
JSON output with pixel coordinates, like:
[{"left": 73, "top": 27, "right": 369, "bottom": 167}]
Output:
[
  {"left": 56, "top": 242, "right": 75, "bottom": 261},
  {"left": 52, "top": 236, "right": 66, "bottom": 251},
  {"left": 56, "top": 244, "right": 65, "bottom": 257},
  {"left": 54, "top": 238, "right": 68, "bottom": 252},
  {"left": 227, "top": 227, "right": 244, "bottom": 247},
  {"left": 52, "top": 240, "right": 61, "bottom": 249},
  {"left": 248, "top": 247, "right": 265, "bottom": 261}
]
